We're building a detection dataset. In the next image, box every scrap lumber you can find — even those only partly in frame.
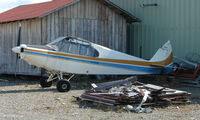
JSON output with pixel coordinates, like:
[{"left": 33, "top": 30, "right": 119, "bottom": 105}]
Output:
[
  {"left": 79, "top": 76, "right": 191, "bottom": 107},
  {"left": 94, "top": 76, "right": 138, "bottom": 90}
]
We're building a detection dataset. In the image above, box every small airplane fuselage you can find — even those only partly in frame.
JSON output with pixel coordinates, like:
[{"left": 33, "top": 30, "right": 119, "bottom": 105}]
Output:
[{"left": 12, "top": 36, "right": 174, "bottom": 75}]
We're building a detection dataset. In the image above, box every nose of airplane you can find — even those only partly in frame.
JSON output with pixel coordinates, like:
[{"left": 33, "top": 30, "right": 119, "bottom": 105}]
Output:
[{"left": 12, "top": 46, "right": 21, "bottom": 53}]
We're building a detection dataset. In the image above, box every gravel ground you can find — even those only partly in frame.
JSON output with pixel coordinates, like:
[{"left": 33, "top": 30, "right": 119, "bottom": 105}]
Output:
[{"left": 0, "top": 77, "right": 200, "bottom": 120}]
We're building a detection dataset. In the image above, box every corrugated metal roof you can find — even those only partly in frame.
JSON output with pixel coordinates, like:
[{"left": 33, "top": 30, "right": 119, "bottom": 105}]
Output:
[{"left": 0, "top": 0, "right": 140, "bottom": 24}]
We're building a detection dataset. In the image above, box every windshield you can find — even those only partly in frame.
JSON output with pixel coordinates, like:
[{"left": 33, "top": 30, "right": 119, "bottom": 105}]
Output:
[{"left": 47, "top": 37, "right": 99, "bottom": 57}]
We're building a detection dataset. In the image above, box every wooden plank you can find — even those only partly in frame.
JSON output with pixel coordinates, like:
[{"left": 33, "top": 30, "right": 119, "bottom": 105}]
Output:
[
  {"left": 75, "top": 19, "right": 79, "bottom": 37},
  {"left": 115, "top": 13, "right": 119, "bottom": 51},
  {"left": 89, "top": 0, "right": 95, "bottom": 19},
  {"left": 63, "top": 18, "right": 68, "bottom": 36},
  {"left": 104, "top": 20, "right": 108, "bottom": 47},
  {"left": 2, "top": 24, "right": 6, "bottom": 72},
  {"left": 94, "top": 0, "right": 98, "bottom": 19},
  {"left": 79, "top": 19, "right": 84, "bottom": 37},
  {"left": 85, "top": 0, "right": 89, "bottom": 19},
  {"left": 37, "top": 19, "right": 42, "bottom": 45},
  {"left": 51, "top": 13, "right": 55, "bottom": 41},
  {"left": 87, "top": 19, "right": 92, "bottom": 41},
  {"left": 108, "top": 8, "right": 112, "bottom": 49},
  {"left": 41, "top": 17, "right": 47, "bottom": 45},
  {"left": 47, "top": 15, "right": 51, "bottom": 43},
  {"left": 111, "top": 12, "right": 115, "bottom": 50},
  {"left": 118, "top": 16, "right": 123, "bottom": 52},
  {"left": 83, "top": 19, "right": 88, "bottom": 39},
  {"left": 7, "top": 23, "right": 12, "bottom": 73},
  {"left": 94, "top": 20, "right": 98, "bottom": 44},
  {"left": 79, "top": 0, "right": 84, "bottom": 18},
  {"left": 55, "top": 12, "right": 59, "bottom": 38},
  {"left": 66, "top": 3, "right": 71, "bottom": 19},
  {"left": 69, "top": 2, "right": 73, "bottom": 18},
  {"left": 100, "top": 20, "right": 104, "bottom": 45},
  {"left": 63, "top": 7, "right": 68, "bottom": 36},
  {"left": 0, "top": 24, "right": 2, "bottom": 73},
  {"left": 59, "top": 9, "right": 64, "bottom": 36},
  {"left": 118, "top": 15, "right": 123, "bottom": 52},
  {"left": 98, "top": 0, "right": 102, "bottom": 20},
  {"left": 91, "top": 20, "right": 95, "bottom": 43},
  {"left": 77, "top": 0, "right": 81, "bottom": 18},
  {"left": 73, "top": 0, "right": 78, "bottom": 18},
  {"left": 71, "top": 18, "right": 76, "bottom": 36},
  {"left": 122, "top": 18, "right": 127, "bottom": 53},
  {"left": 68, "top": 19, "right": 72, "bottom": 36}
]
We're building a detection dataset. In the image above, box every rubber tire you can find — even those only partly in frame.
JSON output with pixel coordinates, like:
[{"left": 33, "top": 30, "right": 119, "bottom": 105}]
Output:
[
  {"left": 172, "top": 63, "right": 180, "bottom": 72},
  {"left": 40, "top": 77, "right": 53, "bottom": 88},
  {"left": 56, "top": 80, "right": 71, "bottom": 92}
]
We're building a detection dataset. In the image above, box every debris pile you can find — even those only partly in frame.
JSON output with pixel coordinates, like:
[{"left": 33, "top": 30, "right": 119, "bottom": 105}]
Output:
[{"left": 78, "top": 77, "right": 191, "bottom": 107}]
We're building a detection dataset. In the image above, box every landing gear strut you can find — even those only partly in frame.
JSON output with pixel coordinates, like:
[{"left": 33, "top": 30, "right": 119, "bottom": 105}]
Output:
[
  {"left": 40, "top": 77, "right": 52, "bottom": 88},
  {"left": 40, "top": 72, "right": 75, "bottom": 92},
  {"left": 40, "top": 74, "right": 56, "bottom": 88}
]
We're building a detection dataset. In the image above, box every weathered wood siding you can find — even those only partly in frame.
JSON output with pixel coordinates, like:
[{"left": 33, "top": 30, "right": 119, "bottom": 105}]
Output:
[
  {"left": 0, "top": 0, "right": 127, "bottom": 75},
  {"left": 41, "top": 0, "right": 127, "bottom": 51},
  {"left": 0, "top": 19, "right": 42, "bottom": 75}
]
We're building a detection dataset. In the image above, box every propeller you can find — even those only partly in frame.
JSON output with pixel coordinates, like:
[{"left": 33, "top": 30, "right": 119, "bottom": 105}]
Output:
[
  {"left": 16, "top": 23, "right": 21, "bottom": 58},
  {"left": 15, "top": 23, "right": 21, "bottom": 75}
]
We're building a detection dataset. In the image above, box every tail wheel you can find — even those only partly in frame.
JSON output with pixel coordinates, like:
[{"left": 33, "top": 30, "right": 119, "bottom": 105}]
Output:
[
  {"left": 40, "top": 77, "right": 53, "bottom": 88},
  {"left": 172, "top": 63, "right": 180, "bottom": 72},
  {"left": 56, "top": 80, "right": 71, "bottom": 92}
]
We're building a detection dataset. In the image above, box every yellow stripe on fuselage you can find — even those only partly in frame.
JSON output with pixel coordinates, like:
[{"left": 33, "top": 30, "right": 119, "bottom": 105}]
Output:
[{"left": 24, "top": 48, "right": 173, "bottom": 67}]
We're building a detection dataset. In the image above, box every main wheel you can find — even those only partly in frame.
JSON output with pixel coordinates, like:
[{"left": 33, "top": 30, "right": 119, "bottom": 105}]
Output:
[
  {"left": 56, "top": 80, "right": 71, "bottom": 92},
  {"left": 40, "top": 77, "right": 53, "bottom": 88}
]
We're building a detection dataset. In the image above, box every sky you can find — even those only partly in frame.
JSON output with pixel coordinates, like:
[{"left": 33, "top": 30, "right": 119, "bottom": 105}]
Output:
[{"left": 0, "top": 0, "right": 52, "bottom": 13}]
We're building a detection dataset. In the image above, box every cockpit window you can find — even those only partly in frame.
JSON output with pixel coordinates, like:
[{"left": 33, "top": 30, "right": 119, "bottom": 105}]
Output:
[{"left": 47, "top": 37, "right": 99, "bottom": 57}]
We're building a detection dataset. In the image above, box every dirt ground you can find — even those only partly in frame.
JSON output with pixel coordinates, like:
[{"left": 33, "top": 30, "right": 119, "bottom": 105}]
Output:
[{"left": 0, "top": 75, "right": 199, "bottom": 120}]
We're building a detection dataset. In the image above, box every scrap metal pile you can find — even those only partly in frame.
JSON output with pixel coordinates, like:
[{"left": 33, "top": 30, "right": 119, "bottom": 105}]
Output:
[{"left": 79, "top": 77, "right": 191, "bottom": 106}]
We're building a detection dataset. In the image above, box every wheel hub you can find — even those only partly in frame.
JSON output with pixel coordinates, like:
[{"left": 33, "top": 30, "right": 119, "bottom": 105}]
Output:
[{"left": 62, "top": 84, "right": 68, "bottom": 89}]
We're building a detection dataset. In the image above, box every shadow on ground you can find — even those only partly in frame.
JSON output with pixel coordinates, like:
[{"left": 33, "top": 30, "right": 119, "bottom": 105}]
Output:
[
  {"left": 0, "top": 88, "right": 57, "bottom": 94},
  {"left": 0, "top": 74, "right": 199, "bottom": 105}
]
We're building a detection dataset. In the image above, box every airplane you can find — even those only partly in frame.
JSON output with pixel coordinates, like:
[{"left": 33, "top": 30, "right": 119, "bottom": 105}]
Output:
[{"left": 12, "top": 26, "right": 175, "bottom": 92}]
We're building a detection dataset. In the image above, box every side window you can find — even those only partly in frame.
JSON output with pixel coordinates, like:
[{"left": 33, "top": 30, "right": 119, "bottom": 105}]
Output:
[
  {"left": 78, "top": 44, "right": 99, "bottom": 57},
  {"left": 68, "top": 42, "right": 79, "bottom": 54},
  {"left": 54, "top": 38, "right": 99, "bottom": 57}
]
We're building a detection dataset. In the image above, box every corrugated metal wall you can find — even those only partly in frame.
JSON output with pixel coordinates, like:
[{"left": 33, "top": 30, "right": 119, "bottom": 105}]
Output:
[{"left": 111, "top": 0, "right": 200, "bottom": 61}]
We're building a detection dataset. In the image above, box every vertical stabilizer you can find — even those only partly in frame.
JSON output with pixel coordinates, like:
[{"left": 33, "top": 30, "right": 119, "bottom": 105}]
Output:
[{"left": 149, "top": 41, "right": 172, "bottom": 64}]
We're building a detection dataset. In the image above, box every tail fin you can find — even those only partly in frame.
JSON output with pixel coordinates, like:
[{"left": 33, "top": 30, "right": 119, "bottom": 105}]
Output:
[{"left": 149, "top": 41, "right": 172, "bottom": 63}]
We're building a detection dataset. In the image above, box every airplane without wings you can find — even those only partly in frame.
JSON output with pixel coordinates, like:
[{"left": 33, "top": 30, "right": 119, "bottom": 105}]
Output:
[
  {"left": 12, "top": 36, "right": 175, "bottom": 92},
  {"left": 12, "top": 25, "right": 175, "bottom": 92}
]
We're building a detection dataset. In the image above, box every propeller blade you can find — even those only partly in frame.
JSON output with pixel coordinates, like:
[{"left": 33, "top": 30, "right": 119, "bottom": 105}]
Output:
[
  {"left": 17, "top": 23, "right": 21, "bottom": 46},
  {"left": 16, "top": 23, "right": 21, "bottom": 59},
  {"left": 15, "top": 23, "right": 21, "bottom": 76}
]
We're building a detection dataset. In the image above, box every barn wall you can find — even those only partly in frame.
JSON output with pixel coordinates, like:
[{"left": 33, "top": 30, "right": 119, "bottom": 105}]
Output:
[
  {"left": 0, "top": 19, "right": 42, "bottom": 75},
  {"left": 0, "top": 0, "right": 128, "bottom": 75},
  {"left": 41, "top": 0, "right": 127, "bottom": 52}
]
